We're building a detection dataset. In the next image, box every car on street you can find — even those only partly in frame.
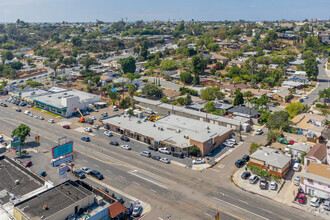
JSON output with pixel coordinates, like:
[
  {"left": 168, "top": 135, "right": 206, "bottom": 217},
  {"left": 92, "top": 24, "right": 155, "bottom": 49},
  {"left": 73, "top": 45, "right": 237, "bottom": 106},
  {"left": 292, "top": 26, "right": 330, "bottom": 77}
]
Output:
[
  {"left": 148, "top": 145, "right": 158, "bottom": 151},
  {"left": 63, "top": 125, "right": 70, "bottom": 129},
  {"left": 90, "top": 170, "right": 104, "bottom": 180},
  {"left": 81, "top": 167, "right": 91, "bottom": 174},
  {"left": 151, "top": 155, "right": 161, "bottom": 161},
  {"left": 73, "top": 170, "right": 86, "bottom": 179},
  {"left": 16, "top": 108, "right": 21, "bottom": 112},
  {"left": 140, "top": 151, "right": 151, "bottom": 158},
  {"left": 293, "top": 163, "right": 301, "bottom": 172},
  {"left": 241, "top": 172, "right": 251, "bottom": 180},
  {"left": 84, "top": 127, "right": 92, "bottom": 132},
  {"left": 259, "top": 178, "right": 268, "bottom": 190},
  {"left": 109, "top": 141, "right": 119, "bottom": 146},
  {"left": 298, "top": 193, "right": 306, "bottom": 204},
  {"left": 121, "top": 145, "right": 131, "bottom": 150},
  {"left": 81, "top": 136, "right": 90, "bottom": 142},
  {"left": 120, "top": 136, "right": 129, "bottom": 142},
  {"left": 48, "top": 119, "right": 55, "bottom": 123},
  {"left": 38, "top": 171, "right": 46, "bottom": 177},
  {"left": 270, "top": 181, "right": 277, "bottom": 190},
  {"left": 235, "top": 159, "right": 245, "bottom": 168},
  {"left": 254, "top": 129, "right": 263, "bottom": 135},
  {"left": 249, "top": 175, "right": 259, "bottom": 184},
  {"left": 92, "top": 125, "right": 100, "bottom": 130},
  {"left": 323, "top": 199, "right": 330, "bottom": 211},
  {"left": 24, "top": 110, "right": 30, "bottom": 115},
  {"left": 242, "top": 155, "right": 250, "bottom": 162},
  {"left": 160, "top": 158, "right": 170, "bottom": 164},
  {"left": 310, "top": 197, "right": 321, "bottom": 207},
  {"left": 104, "top": 130, "right": 113, "bottom": 137},
  {"left": 23, "top": 161, "right": 32, "bottom": 168},
  {"left": 132, "top": 204, "right": 143, "bottom": 217},
  {"left": 192, "top": 158, "right": 205, "bottom": 164},
  {"left": 293, "top": 176, "right": 301, "bottom": 186},
  {"left": 159, "top": 147, "right": 171, "bottom": 154},
  {"left": 38, "top": 116, "right": 44, "bottom": 120}
]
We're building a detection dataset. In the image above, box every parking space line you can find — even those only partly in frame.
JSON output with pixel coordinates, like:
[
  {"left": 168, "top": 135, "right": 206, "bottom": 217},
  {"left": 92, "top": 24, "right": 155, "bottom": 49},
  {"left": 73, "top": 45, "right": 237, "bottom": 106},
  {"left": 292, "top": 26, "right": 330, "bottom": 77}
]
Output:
[
  {"left": 94, "top": 164, "right": 99, "bottom": 167},
  {"left": 82, "top": 159, "right": 88, "bottom": 162},
  {"left": 133, "top": 181, "right": 140, "bottom": 185},
  {"left": 106, "top": 169, "right": 112, "bottom": 173},
  {"left": 118, "top": 175, "right": 126, "bottom": 179},
  {"left": 209, "top": 168, "right": 220, "bottom": 173},
  {"left": 149, "top": 189, "right": 157, "bottom": 193},
  {"left": 261, "top": 208, "right": 273, "bottom": 214},
  {"left": 203, "top": 212, "right": 212, "bottom": 217},
  {"left": 238, "top": 199, "right": 248, "bottom": 204}
]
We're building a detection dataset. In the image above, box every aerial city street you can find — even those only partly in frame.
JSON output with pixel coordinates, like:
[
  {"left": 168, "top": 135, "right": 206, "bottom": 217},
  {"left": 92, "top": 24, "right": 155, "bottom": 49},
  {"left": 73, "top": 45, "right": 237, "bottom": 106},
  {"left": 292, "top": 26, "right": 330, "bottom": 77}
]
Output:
[{"left": 0, "top": 1, "right": 329, "bottom": 220}]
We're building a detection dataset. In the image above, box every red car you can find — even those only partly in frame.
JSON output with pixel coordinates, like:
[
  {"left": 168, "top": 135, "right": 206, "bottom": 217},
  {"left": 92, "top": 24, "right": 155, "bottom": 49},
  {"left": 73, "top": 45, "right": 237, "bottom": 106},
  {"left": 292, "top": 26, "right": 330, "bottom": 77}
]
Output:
[
  {"left": 23, "top": 161, "right": 32, "bottom": 167},
  {"left": 298, "top": 193, "right": 306, "bottom": 204},
  {"left": 63, "top": 125, "right": 70, "bottom": 129}
]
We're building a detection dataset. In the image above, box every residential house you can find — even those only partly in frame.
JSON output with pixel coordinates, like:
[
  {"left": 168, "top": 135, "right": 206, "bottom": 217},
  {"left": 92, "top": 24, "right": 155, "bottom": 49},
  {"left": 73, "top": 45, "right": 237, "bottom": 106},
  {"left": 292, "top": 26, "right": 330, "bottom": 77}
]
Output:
[
  {"left": 243, "top": 51, "right": 257, "bottom": 57},
  {"left": 290, "top": 142, "right": 311, "bottom": 158},
  {"left": 199, "top": 78, "right": 221, "bottom": 87},
  {"left": 241, "top": 88, "right": 269, "bottom": 99},
  {"left": 227, "top": 106, "right": 259, "bottom": 119},
  {"left": 291, "top": 114, "right": 327, "bottom": 140},
  {"left": 269, "top": 64, "right": 279, "bottom": 70},
  {"left": 268, "top": 88, "right": 290, "bottom": 103},
  {"left": 304, "top": 144, "right": 327, "bottom": 166},
  {"left": 223, "top": 83, "right": 249, "bottom": 93},
  {"left": 214, "top": 55, "right": 230, "bottom": 64},
  {"left": 300, "top": 162, "right": 330, "bottom": 199},
  {"left": 228, "top": 59, "right": 245, "bottom": 68},
  {"left": 282, "top": 81, "right": 305, "bottom": 89},
  {"left": 249, "top": 147, "right": 291, "bottom": 178}
]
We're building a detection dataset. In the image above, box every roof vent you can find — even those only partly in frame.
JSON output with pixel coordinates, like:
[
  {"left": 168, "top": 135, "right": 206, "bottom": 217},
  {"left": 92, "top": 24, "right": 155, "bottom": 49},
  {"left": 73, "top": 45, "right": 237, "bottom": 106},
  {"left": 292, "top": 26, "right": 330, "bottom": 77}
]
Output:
[
  {"left": 184, "top": 134, "right": 189, "bottom": 139},
  {"left": 176, "top": 129, "right": 181, "bottom": 133},
  {"left": 264, "top": 152, "right": 269, "bottom": 156}
]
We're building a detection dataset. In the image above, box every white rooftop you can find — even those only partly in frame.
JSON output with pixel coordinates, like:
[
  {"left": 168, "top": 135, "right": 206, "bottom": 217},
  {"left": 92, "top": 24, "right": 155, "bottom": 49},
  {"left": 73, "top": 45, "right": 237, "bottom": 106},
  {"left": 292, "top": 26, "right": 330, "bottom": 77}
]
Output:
[{"left": 250, "top": 147, "right": 291, "bottom": 168}]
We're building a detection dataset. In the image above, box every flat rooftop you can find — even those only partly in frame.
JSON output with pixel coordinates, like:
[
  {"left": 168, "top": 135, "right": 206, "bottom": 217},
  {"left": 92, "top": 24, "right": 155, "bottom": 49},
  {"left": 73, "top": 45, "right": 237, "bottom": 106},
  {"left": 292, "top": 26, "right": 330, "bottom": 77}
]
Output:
[
  {"left": 0, "top": 157, "right": 43, "bottom": 204},
  {"left": 103, "top": 114, "right": 232, "bottom": 148},
  {"left": 15, "top": 180, "right": 93, "bottom": 219}
]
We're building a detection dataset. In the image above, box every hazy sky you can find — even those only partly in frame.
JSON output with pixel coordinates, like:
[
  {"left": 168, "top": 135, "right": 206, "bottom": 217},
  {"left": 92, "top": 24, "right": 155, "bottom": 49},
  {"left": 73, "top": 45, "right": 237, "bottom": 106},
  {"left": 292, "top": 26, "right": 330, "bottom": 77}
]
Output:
[{"left": 0, "top": 0, "right": 329, "bottom": 22}]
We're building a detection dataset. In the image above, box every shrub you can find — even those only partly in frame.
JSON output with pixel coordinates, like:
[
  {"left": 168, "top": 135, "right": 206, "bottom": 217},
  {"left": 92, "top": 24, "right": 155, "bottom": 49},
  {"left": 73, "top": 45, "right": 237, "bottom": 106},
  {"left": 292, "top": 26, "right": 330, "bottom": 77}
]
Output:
[{"left": 188, "top": 145, "right": 200, "bottom": 157}]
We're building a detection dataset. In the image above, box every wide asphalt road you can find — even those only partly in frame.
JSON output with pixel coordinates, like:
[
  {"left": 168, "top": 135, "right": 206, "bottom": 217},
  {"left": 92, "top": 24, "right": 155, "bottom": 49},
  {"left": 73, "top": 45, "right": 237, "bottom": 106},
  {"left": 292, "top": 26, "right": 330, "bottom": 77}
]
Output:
[{"left": 0, "top": 103, "right": 321, "bottom": 220}]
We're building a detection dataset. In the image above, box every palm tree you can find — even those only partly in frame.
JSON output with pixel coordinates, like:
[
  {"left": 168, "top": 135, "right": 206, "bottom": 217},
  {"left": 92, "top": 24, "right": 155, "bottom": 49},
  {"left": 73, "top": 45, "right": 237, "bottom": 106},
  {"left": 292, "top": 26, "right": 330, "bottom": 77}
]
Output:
[
  {"left": 318, "top": 88, "right": 330, "bottom": 106},
  {"left": 243, "top": 91, "right": 254, "bottom": 108},
  {"left": 289, "top": 88, "right": 295, "bottom": 103},
  {"left": 128, "top": 84, "right": 136, "bottom": 110}
]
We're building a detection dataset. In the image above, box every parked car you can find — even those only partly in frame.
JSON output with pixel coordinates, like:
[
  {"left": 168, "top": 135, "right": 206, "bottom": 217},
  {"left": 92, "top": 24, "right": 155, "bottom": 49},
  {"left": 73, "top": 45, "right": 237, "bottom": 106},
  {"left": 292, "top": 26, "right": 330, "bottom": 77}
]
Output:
[
  {"left": 242, "top": 155, "right": 250, "bottom": 162},
  {"left": 120, "top": 136, "right": 129, "bottom": 142},
  {"left": 192, "top": 158, "right": 205, "bottom": 164},
  {"left": 285, "top": 145, "right": 291, "bottom": 152},
  {"left": 151, "top": 155, "right": 161, "bottom": 161},
  {"left": 159, "top": 147, "right": 171, "bottom": 154},
  {"left": 254, "top": 129, "right": 263, "bottom": 135},
  {"left": 109, "top": 141, "right": 119, "bottom": 146},
  {"left": 132, "top": 204, "right": 143, "bottom": 217},
  {"left": 104, "top": 130, "right": 113, "bottom": 137},
  {"left": 92, "top": 125, "right": 100, "bottom": 130},
  {"left": 81, "top": 167, "right": 91, "bottom": 174},
  {"left": 223, "top": 141, "right": 235, "bottom": 147},
  {"left": 23, "top": 161, "right": 32, "bottom": 167},
  {"left": 160, "top": 158, "right": 170, "bottom": 164},
  {"left": 73, "top": 170, "right": 86, "bottom": 179},
  {"left": 48, "top": 119, "right": 55, "bottom": 123},
  {"left": 38, "top": 116, "right": 44, "bottom": 120},
  {"left": 259, "top": 178, "right": 268, "bottom": 190},
  {"left": 90, "top": 170, "right": 104, "bottom": 180},
  {"left": 293, "top": 176, "right": 301, "bottom": 186},
  {"left": 249, "top": 175, "right": 259, "bottom": 184},
  {"left": 63, "top": 125, "right": 70, "bottom": 129},
  {"left": 270, "top": 181, "right": 277, "bottom": 190},
  {"left": 90, "top": 116, "right": 96, "bottom": 120},
  {"left": 140, "top": 151, "right": 151, "bottom": 158},
  {"left": 310, "top": 197, "right": 321, "bottom": 207},
  {"left": 226, "top": 139, "right": 237, "bottom": 145},
  {"left": 298, "top": 193, "right": 306, "bottom": 204},
  {"left": 16, "top": 108, "right": 21, "bottom": 112},
  {"left": 293, "top": 163, "right": 301, "bottom": 172},
  {"left": 241, "top": 172, "right": 251, "bottom": 180},
  {"left": 235, "top": 159, "right": 245, "bottom": 168},
  {"left": 84, "top": 127, "right": 92, "bottom": 132},
  {"left": 148, "top": 145, "right": 158, "bottom": 151},
  {"left": 38, "top": 171, "right": 46, "bottom": 177},
  {"left": 323, "top": 199, "right": 330, "bottom": 211},
  {"left": 81, "top": 136, "right": 90, "bottom": 142},
  {"left": 121, "top": 145, "right": 131, "bottom": 150},
  {"left": 24, "top": 110, "right": 30, "bottom": 115},
  {"left": 173, "top": 152, "right": 184, "bottom": 158},
  {"left": 113, "top": 106, "right": 118, "bottom": 111}
]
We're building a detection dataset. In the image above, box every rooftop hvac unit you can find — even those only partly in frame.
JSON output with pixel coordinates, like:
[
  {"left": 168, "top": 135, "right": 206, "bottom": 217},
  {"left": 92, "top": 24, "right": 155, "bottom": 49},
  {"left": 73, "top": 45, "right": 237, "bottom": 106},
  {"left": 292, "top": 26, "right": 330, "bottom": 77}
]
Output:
[
  {"left": 95, "top": 196, "right": 103, "bottom": 205},
  {"left": 176, "top": 129, "right": 181, "bottom": 133},
  {"left": 184, "top": 134, "right": 189, "bottom": 139}
]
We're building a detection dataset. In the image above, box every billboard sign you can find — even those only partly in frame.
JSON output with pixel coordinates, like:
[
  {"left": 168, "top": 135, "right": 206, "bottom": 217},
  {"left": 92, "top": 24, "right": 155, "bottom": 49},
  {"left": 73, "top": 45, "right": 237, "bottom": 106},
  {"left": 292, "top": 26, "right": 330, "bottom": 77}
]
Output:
[
  {"left": 11, "top": 139, "right": 21, "bottom": 151},
  {"left": 52, "top": 154, "right": 73, "bottom": 167},
  {"left": 52, "top": 141, "right": 73, "bottom": 159},
  {"left": 59, "top": 165, "right": 68, "bottom": 179}
]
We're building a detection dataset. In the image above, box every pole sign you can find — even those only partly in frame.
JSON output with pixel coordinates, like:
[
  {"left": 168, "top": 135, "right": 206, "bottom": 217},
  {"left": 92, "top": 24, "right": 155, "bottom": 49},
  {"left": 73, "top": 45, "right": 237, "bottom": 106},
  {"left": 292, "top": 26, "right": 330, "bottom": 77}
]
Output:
[
  {"left": 11, "top": 136, "right": 21, "bottom": 154},
  {"left": 59, "top": 165, "right": 68, "bottom": 179},
  {"left": 52, "top": 154, "right": 73, "bottom": 167},
  {"left": 52, "top": 141, "right": 73, "bottom": 159}
]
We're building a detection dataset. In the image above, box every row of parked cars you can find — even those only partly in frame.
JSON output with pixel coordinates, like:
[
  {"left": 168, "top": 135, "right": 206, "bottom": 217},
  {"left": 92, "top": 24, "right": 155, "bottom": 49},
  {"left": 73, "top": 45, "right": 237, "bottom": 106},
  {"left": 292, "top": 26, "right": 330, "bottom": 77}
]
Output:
[
  {"left": 241, "top": 171, "right": 278, "bottom": 190},
  {"left": 140, "top": 151, "right": 170, "bottom": 164},
  {"left": 5, "top": 98, "right": 28, "bottom": 107},
  {"left": 23, "top": 110, "right": 44, "bottom": 120},
  {"left": 77, "top": 167, "right": 104, "bottom": 180}
]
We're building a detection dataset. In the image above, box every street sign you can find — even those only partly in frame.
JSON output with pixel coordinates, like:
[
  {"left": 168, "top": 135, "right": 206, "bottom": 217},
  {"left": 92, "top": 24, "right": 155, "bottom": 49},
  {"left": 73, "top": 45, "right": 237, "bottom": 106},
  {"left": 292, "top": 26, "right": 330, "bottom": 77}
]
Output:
[{"left": 52, "top": 154, "right": 73, "bottom": 167}]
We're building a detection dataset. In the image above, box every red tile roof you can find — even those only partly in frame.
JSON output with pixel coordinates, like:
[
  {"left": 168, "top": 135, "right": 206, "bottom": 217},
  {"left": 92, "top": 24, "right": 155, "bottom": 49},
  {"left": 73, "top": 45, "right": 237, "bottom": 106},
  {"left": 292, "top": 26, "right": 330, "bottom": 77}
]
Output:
[{"left": 108, "top": 201, "right": 127, "bottom": 218}]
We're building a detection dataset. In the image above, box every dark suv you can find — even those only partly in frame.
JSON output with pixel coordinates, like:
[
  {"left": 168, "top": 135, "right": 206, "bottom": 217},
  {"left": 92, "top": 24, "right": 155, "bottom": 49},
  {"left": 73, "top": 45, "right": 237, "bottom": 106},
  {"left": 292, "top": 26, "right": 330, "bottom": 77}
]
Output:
[
  {"left": 73, "top": 170, "right": 85, "bottom": 179},
  {"left": 90, "top": 170, "right": 104, "bottom": 180},
  {"left": 148, "top": 145, "right": 158, "bottom": 151},
  {"left": 235, "top": 159, "right": 245, "bottom": 168},
  {"left": 259, "top": 178, "right": 268, "bottom": 190},
  {"left": 242, "top": 155, "right": 250, "bottom": 162},
  {"left": 120, "top": 136, "right": 129, "bottom": 142}
]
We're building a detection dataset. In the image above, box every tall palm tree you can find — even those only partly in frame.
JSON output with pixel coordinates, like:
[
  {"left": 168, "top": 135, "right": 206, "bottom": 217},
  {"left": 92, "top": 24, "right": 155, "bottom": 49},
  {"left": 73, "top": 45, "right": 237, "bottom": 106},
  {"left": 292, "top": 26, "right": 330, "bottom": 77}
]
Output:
[
  {"left": 128, "top": 84, "right": 136, "bottom": 110},
  {"left": 318, "top": 88, "right": 330, "bottom": 106}
]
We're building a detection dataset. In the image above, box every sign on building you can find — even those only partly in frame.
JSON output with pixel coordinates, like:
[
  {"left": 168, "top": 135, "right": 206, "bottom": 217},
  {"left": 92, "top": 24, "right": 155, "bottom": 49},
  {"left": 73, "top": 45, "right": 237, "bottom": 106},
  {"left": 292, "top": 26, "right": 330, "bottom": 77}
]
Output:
[{"left": 52, "top": 141, "right": 73, "bottom": 159}]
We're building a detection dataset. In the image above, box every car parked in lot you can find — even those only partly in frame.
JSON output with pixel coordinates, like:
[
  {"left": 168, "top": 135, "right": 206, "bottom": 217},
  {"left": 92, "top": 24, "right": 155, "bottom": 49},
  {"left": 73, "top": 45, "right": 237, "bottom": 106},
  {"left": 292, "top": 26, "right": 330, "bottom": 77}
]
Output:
[
  {"left": 323, "top": 199, "right": 330, "bottom": 211},
  {"left": 16, "top": 108, "right": 21, "bottom": 112},
  {"left": 223, "top": 141, "right": 235, "bottom": 147},
  {"left": 160, "top": 158, "right": 170, "bottom": 164},
  {"left": 73, "top": 170, "right": 86, "bottom": 179},
  {"left": 249, "top": 175, "right": 259, "bottom": 184},
  {"left": 81, "top": 167, "right": 91, "bottom": 174},
  {"left": 23, "top": 161, "right": 32, "bottom": 168},
  {"left": 310, "top": 197, "right": 321, "bottom": 207},
  {"left": 121, "top": 145, "right": 131, "bottom": 150},
  {"left": 242, "top": 155, "right": 250, "bottom": 162},
  {"left": 84, "top": 127, "right": 92, "bottom": 132},
  {"left": 38, "top": 116, "right": 44, "bottom": 120},
  {"left": 293, "top": 176, "right": 301, "bottom": 186},
  {"left": 63, "top": 125, "right": 70, "bottom": 129},
  {"left": 92, "top": 125, "right": 100, "bottom": 130},
  {"left": 140, "top": 151, "right": 151, "bottom": 158},
  {"left": 104, "top": 130, "right": 113, "bottom": 137},
  {"left": 270, "top": 181, "right": 277, "bottom": 190},
  {"left": 90, "top": 170, "right": 104, "bottom": 180},
  {"left": 109, "top": 141, "right": 119, "bottom": 146},
  {"left": 159, "top": 147, "right": 171, "bottom": 154},
  {"left": 192, "top": 158, "right": 205, "bottom": 164},
  {"left": 148, "top": 145, "right": 158, "bottom": 151},
  {"left": 298, "top": 193, "right": 306, "bottom": 204},
  {"left": 254, "top": 129, "right": 263, "bottom": 135},
  {"left": 81, "top": 136, "right": 90, "bottom": 142},
  {"left": 227, "top": 139, "right": 237, "bottom": 145},
  {"left": 235, "top": 159, "right": 245, "bottom": 168},
  {"left": 38, "top": 171, "right": 46, "bottom": 177},
  {"left": 132, "top": 204, "right": 143, "bottom": 217},
  {"left": 259, "top": 178, "right": 268, "bottom": 190},
  {"left": 120, "top": 136, "right": 129, "bottom": 142},
  {"left": 48, "top": 119, "right": 55, "bottom": 123},
  {"left": 293, "top": 163, "right": 301, "bottom": 172},
  {"left": 241, "top": 172, "right": 251, "bottom": 180},
  {"left": 151, "top": 155, "right": 161, "bottom": 161},
  {"left": 173, "top": 151, "right": 184, "bottom": 158}
]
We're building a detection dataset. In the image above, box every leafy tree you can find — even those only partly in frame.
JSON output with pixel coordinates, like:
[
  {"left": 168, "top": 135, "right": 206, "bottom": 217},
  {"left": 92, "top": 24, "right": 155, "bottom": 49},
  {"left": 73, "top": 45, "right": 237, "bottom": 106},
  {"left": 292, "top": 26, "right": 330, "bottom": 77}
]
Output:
[
  {"left": 26, "top": 81, "right": 43, "bottom": 88},
  {"left": 285, "top": 102, "right": 309, "bottom": 118},
  {"left": 191, "top": 55, "right": 206, "bottom": 75},
  {"left": 233, "top": 91, "right": 244, "bottom": 106},
  {"left": 139, "top": 40, "right": 149, "bottom": 60},
  {"left": 204, "top": 101, "right": 216, "bottom": 112},
  {"left": 142, "top": 84, "right": 163, "bottom": 98},
  {"left": 71, "top": 37, "right": 82, "bottom": 46},
  {"left": 119, "top": 56, "right": 136, "bottom": 74},
  {"left": 185, "top": 94, "right": 192, "bottom": 105},
  {"left": 266, "top": 111, "right": 290, "bottom": 131},
  {"left": 210, "top": 68, "right": 216, "bottom": 75},
  {"left": 11, "top": 123, "right": 31, "bottom": 143},
  {"left": 193, "top": 73, "right": 200, "bottom": 85},
  {"left": 128, "top": 84, "right": 136, "bottom": 110},
  {"left": 126, "top": 72, "right": 141, "bottom": 83},
  {"left": 80, "top": 54, "right": 97, "bottom": 72},
  {"left": 200, "top": 87, "right": 224, "bottom": 101},
  {"left": 304, "top": 58, "right": 318, "bottom": 79},
  {"left": 318, "top": 88, "right": 330, "bottom": 106},
  {"left": 160, "top": 60, "right": 178, "bottom": 71},
  {"left": 301, "top": 50, "right": 315, "bottom": 60},
  {"left": 264, "top": 30, "right": 278, "bottom": 43},
  {"left": 180, "top": 71, "right": 193, "bottom": 84},
  {"left": 267, "top": 129, "right": 282, "bottom": 142},
  {"left": 1, "top": 51, "right": 14, "bottom": 64},
  {"left": 243, "top": 91, "right": 254, "bottom": 107},
  {"left": 185, "top": 48, "right": 196, "bottom": 57},
  {"left": 10, "top": 61, "right": 23, "bottom": 70},
  {"left": 188, "top": 145, "right": 200, "bottom": 157},
  {"left": 249, "top": 142, "right": 262, "bottom": 154},
  {"left": 246, "top": 28, "right": 253, "bottom": 37},
  {"left": 119, "top": 97, "right": 131, "bottom": 109}
]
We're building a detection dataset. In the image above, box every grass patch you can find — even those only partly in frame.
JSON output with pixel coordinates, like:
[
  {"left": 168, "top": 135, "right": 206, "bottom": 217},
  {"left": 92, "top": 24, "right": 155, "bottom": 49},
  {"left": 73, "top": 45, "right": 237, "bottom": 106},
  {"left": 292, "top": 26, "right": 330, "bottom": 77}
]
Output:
[
  {"left": 31, "top": 107, "right": 63, "bottom": 118},
  {"left": 32, "top": 107, "right": 42, "bottom": 111}
]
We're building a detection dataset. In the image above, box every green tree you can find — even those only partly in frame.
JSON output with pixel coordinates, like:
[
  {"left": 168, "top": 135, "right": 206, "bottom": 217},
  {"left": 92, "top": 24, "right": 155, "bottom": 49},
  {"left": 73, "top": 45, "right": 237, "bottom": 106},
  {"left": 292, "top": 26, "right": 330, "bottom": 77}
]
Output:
[
  {"left": 204, "top": 101, "right": 216, "bottom": 112},
  {"left": 71, "top": 37, "right": 82, "bottom": 46},
  {"left": 200, "top": 87, "right": 224, "bottom": 101},
  {"left": 80, "top": 54, "right": 97, "bottom": 72},
  {"left": 119, "top": 97, "right": 131, "bottom": 109},
  {"left": 1, "top": 50, "right": 14, "bottom": 64},
  {"left": 301, "top": 50, "right": 315, "bottom": 60},
  {"left": 243, "top": 91, "right": 254, "bottom": 107},
  {"left": 188, "top": 145, "right": 200, "bottom": 157},
  {"left": 11, "top": 123, "right": 31, "bottom": 144},
  {"left": 184, "top": 94, "right": 192, "bottom": 105},
  {"left": 180, "top": 71, "right": 193, "bottom": 84},
  {"left": 128, "top": 84, "right": 136, "bottom": 110},
  {"left": 234, "top": 91, "right": 244, "bottom": 106},
  {"left": 285, "top": 102, "right": 309, "bottom": 118},
  {"left": 160, "top": 60, "right": 178, "bottom": 71},
  {"left": 126, "top": 72, "right": 141, "bottom": 83},
  {"left": 318, "top": 88, "right": 330, "bottom": 106},
  {"left": 249, "top": 142, "right": 262, "bottom": 154},
  {"left": 119, "top": 56, "right": 136, "bottom": 74},
  {"left": 267, "top": 129, "right": 282, "bottom": 142},
  {"left": 142, "top": 84, "right": 163, "bottom": 98},
  {"left": 304, "top": 58, "right": 318, "bottom": 79},
  {"left": 266, "top": 111, "right": 290, "bottom": 131}
]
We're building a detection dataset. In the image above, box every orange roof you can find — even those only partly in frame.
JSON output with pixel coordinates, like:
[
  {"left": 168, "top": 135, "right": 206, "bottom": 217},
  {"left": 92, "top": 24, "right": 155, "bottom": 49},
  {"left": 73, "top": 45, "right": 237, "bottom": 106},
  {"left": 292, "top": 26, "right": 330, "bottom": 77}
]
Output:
[
  {"left": 307, "top": 162, "right": 330, "bottom": 179},
  {"left": 108, "top": 201, "right": 127, "bottom": 218}
]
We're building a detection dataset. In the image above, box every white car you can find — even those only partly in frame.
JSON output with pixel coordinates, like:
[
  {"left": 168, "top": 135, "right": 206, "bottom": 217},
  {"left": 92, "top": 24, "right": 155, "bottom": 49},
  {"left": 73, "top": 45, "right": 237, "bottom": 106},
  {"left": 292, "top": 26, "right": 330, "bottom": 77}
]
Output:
[
  {"left": 303, "top": 95, "right": 308, "bottom": 99},
  {"left": 92, "top": 125, "right": 100, "bottom": 130},
  {"left": 84, "top": 127, "right": 92, "bottom": 132},
  {"left": 270, "top": 181, "right": 277, "bottom": 190},
  {"left": 81, "top": 167, "right": 91, "bottom": 174},
  {"left": 254, "top": 129, "right": 263, "bottom": 135},
  {"left": 159, "top": 147, "right": 171, "bottom": 154},
  {"left": 284, "top": 145, "right": 291, "bottom": 152},
  {"left": 249, "top": 175, "right": 259, "bottom": 184},
  {"left": 192, "top": 158, "right": 205, "bottom": 164},
  {"left": 24, "top": 110, "right": 30, "bottom": 115},
  {"left": 160, "top": 158, "right": 170, "bottom": 164},
  {"left": 104, "top": 130, "right": 113, "bottom": 137},
  {"left": 48, "top": 119, "right": 55, "bottom": 123},
  {"left": 121, "top": 145, "right": 131, "bottom": 150},
  {"left": 310, "top": 197, "right": 321, "bottom": 207},
  {"left": 293, "top": 163, "right": 301, "bottom": 172},
  {"left": 90, "top": 116, "right": 96, "bottom": 120},
  {"left": 227, "top": 139, "right": 237, "bottom": 144},
  {"left": 293, "top": 176, "right": 301, "bottom": 186},
  {"left": 223, "top": 141, "right": 235, "bottom": 147}
]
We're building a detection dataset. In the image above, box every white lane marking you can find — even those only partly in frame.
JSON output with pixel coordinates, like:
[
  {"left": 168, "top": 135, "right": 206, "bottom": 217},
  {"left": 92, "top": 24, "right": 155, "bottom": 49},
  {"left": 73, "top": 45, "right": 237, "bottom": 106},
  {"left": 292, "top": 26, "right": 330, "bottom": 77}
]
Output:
[
  {"left": 118, "top": 175, "right": 126, "bottom": 179},
  {"left": 209, "top": 168, "right": 220, "bottom": 173},
  {"left": 238, "top": 199, "right": 248, "bottom": 204},
  {"left": 261, "top": 208, "right": 273, "bottom": 214},
  {"left": 204, "top": 212, "right": 212, "bottom": 217},
  {"left": 128, "top": 171, "right": 168, "bottom": 189},
  {"left": 106, "top": 169, "right": 112, "bottom": 173},
  {"left": 217, "top": 164, "right": 226, "bottom": 169},
  {"left": 212, "top": 197, "right": 269, "bottom": 220},
  {"left": 158, "top": 218, "right": 163, "bottom": 220},
  {"left": 133, "top": 181, "right": 140, "bottom": 185},
  {"left": 150, "top": 189, "right": 157, "bottom": 193},
  {"left": 82, "top": 159, "right": 88, "bottom": 162},
  {"left": 94, "top": 164, "right": 100, "bottom": 167}
]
